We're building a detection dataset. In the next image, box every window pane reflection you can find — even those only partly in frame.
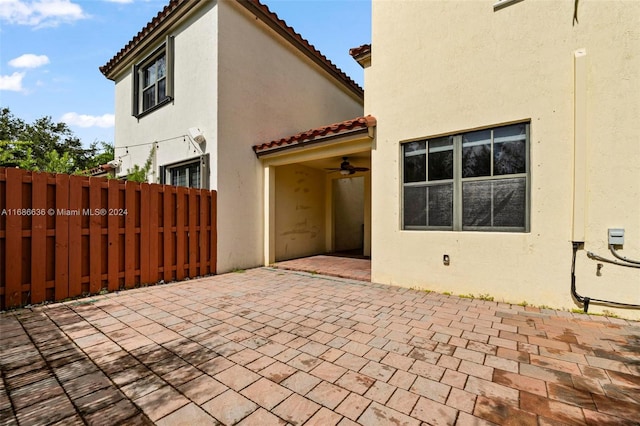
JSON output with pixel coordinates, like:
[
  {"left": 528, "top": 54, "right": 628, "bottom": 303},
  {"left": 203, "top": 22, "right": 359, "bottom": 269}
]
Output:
[{"left": 462, "top": 130, "right": 491, "bottom": 178}]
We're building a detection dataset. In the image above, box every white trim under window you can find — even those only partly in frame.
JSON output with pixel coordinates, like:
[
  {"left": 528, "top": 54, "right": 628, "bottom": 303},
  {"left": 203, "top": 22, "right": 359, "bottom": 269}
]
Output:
[{"left": 402, "top": 122, "right": 530, "bottom": 232}]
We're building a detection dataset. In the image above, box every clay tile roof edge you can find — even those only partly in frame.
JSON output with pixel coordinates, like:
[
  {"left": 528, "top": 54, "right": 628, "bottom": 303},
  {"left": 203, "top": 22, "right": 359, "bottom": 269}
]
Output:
[
  {"left": 253, "top": 115, "right": 376, "bottom": 155},
  {"left": 236, "top": 0, "right": 363, "bottom": 99},
  {"left": 349, "top": 44, "right": 371, "bottom": 59},
  {"left": 99, "top": 0, "right": 194, "bottom": 79},
  {"left": 100, "top": 0, "right": 364, "bottom": 100}
]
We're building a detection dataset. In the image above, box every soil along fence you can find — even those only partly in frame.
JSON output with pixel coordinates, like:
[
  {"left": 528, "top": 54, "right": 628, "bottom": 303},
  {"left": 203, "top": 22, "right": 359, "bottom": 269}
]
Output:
[{"left": 0, "top": 167, "right": 217, "bottom": 309}]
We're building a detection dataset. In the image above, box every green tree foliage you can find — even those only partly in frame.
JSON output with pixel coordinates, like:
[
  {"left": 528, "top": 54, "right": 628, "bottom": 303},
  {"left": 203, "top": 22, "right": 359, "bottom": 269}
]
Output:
[{"left": 0, "top": 107, "right": 113, "bottom": 173}]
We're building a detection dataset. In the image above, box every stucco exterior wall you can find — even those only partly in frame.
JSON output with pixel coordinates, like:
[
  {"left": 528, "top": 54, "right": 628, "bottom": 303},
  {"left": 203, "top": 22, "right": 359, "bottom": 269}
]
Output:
[
  {"left": 215, "top": 1, "right": 363, "bottom": 272},
  {"left": 112, "top": 1, "right": 218, "bottom": 187},
  {"left": 368, "top": 0, "right": 640, "bottom": 318},
  {"left": 274, "top": 164, "right": 326, "bottom": 261},
  {"left": 333, "top": 176, "right": 365, "bottom": 252}
]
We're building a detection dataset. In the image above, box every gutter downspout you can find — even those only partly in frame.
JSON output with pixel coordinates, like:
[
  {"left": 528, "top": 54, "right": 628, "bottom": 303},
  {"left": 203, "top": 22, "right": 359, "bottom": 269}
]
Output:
[
  {"left": 570, "top": 49, "right": 589, "bottom": 310},
  {"left": 572, "top": 49, "right": 587, "bottom": 244}
]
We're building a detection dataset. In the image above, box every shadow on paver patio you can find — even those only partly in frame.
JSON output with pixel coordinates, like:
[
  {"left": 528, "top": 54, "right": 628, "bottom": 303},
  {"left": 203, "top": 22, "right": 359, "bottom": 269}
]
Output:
[{"left": 1, "top": 268, "right": 639, "bottom": 425}]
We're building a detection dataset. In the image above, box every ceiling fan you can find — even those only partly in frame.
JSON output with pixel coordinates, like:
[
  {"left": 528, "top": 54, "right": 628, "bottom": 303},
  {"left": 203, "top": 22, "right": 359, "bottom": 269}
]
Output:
[{"left": 326, "top": 157, "right": 370, "bottom": 175}]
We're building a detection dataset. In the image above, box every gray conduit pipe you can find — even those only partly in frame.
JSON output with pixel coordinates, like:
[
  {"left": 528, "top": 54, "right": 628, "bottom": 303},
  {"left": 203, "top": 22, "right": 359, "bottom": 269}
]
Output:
[
  {"left": 609, "top": 245, "right": 640, "bottom": 265},
  {"left": 587, "top": 251, "right": 640, "bottom": 269},
  {"left": 571, "top": 242, "right": 640, "bottom": 313}
]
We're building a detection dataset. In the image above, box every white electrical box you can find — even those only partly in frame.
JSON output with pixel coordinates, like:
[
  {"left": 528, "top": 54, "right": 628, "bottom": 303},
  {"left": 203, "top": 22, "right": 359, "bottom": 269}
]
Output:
[{"left": 608, "top": 228, "right": 624, "bottom": 245}]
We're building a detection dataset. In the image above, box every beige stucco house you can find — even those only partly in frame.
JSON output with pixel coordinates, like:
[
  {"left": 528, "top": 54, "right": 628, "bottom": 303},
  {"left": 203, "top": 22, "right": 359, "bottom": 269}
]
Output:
[
  {"left": 100, "top": 0, "right": 364, "bottom": 273},
  {"left": 253, "top": 0, "right": 640, "bottom": 318},
  {"left": 360, "top": 0, "right": 639, "bottom": 318},
  {"left": 103, "top": 0, "right": 639, "bottom": 319}
]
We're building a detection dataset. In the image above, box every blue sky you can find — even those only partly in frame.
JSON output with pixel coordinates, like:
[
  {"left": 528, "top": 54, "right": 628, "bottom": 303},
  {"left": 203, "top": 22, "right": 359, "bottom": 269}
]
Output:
[{"left": 0, "top": 0, "right": 370, "bottom": 147}]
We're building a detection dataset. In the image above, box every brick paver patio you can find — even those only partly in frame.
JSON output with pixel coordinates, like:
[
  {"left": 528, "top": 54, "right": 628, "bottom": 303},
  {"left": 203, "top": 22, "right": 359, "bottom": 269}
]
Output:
[
  {"left": 274, "top": 255, "right": 371, "bottom": 282},
  {"left": 1, "top": 267, "right": 639, "bottom": 425}
]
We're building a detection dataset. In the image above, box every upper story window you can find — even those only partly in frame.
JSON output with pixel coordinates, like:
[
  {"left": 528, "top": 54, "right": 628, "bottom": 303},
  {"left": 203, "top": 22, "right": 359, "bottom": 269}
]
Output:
[
  {"left": 402, "top": 122, "right": 530, "bottom": 232},
  {"left": 142, "top": 53, "right": 167, "bottom": 111},
  {"left": 133, "top": 36, "right": 174, "bottom": 117}
]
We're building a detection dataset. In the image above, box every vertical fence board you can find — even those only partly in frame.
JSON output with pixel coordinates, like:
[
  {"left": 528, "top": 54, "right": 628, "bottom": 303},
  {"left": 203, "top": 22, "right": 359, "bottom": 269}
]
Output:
[
  {"left": 140, "top": 183, "right": 150, "bottom": 284},
  {"left": 175, "top": 187, "right": 186, "bottom": 281},
  {"left": 0, "top": 168, "right": 5, "bottom": 305},
  {"left": 89, "top": 178, "right": 102, "bottom": 293},
  {"left": 68, "top": 176, "right": 83, "bottom": 298},
  {"left": 188, "top": 189, "right": 197, "bottom": 277},
  {"left": 55, "top": 174, "right": 69, "bottom": 300},
  {"left": 149, "top": 185, "right": 160, "bottom": 284},
  {"left": 211, "top": 191, "right": 217, "bottom": 274},
  {"left": 107, "top": 179, "right": 120, "bottom": 291},
  {"left": 163, "top": 186, "right": 173, "bottom": 282},
  {"left": 199, "top": 192, "right": 208, "bottom": 277},
  {"left": 5, "top": 168, "right": 24, "bottom": 308},
  {"left": 30, "top": 172, "right": 47, "bottom": 304},
  {"left": 124, "top": 181, "right": 136, "bottom": 288}
]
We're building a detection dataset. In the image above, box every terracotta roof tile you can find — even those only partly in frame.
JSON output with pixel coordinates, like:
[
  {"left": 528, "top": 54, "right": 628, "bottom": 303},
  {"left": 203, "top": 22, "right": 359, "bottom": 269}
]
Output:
[
  {"left": 100, "top": 0, "right": 363, "bottom": 98},
  {"left": 99, "top": 0, "right": 191, "bottom": 78},
  {"left": 240, "top": 0, "right": 363, "bottom": 98},
  {"left": 349, "top": 44, "right": 371, "bottom": 59},
  {"left": 87, "top": 164, "right": 115, "bottom": 176},
  {"left": 253, "top": 115, "right": 376, "bottom": 155}
]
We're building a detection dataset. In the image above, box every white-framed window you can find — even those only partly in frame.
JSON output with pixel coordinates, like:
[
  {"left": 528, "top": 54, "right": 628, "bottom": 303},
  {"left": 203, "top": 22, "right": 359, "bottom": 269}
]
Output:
[
  {"left": 402, "top": 122, "right": 530, "bottom": 232},
  {"left": 160, "top": 154, "right": 209, "bottom": 189},
  {"left": 132, "top": 36, "right": 174, "bottom": 117}
]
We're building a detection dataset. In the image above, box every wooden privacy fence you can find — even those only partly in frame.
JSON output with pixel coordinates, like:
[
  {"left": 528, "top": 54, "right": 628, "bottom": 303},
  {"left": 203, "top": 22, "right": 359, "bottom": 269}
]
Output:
[{"left": 0, "top": 167, "right": 217, "bottom": 309}]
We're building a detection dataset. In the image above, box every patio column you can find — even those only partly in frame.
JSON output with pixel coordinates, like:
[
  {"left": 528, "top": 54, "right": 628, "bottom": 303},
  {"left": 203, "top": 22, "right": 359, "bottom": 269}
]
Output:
[
  {"left": 364, "top": 172, "right": 371, "bottom": 257},
  {"left": 264, "top": 165, "right": 276, "bottom": 265}
]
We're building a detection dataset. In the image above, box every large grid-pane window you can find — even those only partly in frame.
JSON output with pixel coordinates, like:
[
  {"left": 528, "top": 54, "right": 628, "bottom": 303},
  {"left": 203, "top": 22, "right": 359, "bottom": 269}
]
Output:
[{"left": 403, "top": 123, "right": 529, "bottom": 232}]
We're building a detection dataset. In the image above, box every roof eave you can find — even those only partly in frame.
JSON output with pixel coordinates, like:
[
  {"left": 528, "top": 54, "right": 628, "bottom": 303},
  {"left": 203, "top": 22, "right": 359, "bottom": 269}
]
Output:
[
  {"left": 254, "top": 127, "right": 370, "bottom": 157},
  {"left": 99, "top": 0, "right": 203, "bottom": 81},
  {"left": 353, "top": 52, "right": 371, "bottom": 68}
]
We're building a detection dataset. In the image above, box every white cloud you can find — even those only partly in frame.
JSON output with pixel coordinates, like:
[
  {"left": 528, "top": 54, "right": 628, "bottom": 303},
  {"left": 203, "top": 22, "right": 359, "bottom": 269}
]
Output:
[
  {"left": 61, "top": 112, "right": 115, "bottom": 128},
  {"left": 0, "top": 0, "right": 88, "bottom": 28},
  {"left": 104, "top": 0, "right": 134, "bottom": 3},
  {"left": 0, "top": 72, "right": 25, "bottom": 91},
  {"left": 9, "top": 53, "right": 50, "bottom": 68}
]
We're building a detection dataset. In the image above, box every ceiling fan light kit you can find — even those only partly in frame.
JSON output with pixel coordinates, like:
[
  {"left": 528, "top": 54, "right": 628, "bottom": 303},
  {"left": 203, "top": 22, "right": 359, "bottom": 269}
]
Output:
[{"left": 326, "top": 157, "right": 370, "bottom": 176}]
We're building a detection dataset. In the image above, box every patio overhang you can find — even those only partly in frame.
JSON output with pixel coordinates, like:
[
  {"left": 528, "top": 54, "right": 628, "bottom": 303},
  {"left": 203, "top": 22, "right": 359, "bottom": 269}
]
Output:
[
  {"left": 253, "top": 116, "right": 376, "bottom": 266},
  {"left": 253, "top": 115, "right": 376, "bottom": 161}
]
